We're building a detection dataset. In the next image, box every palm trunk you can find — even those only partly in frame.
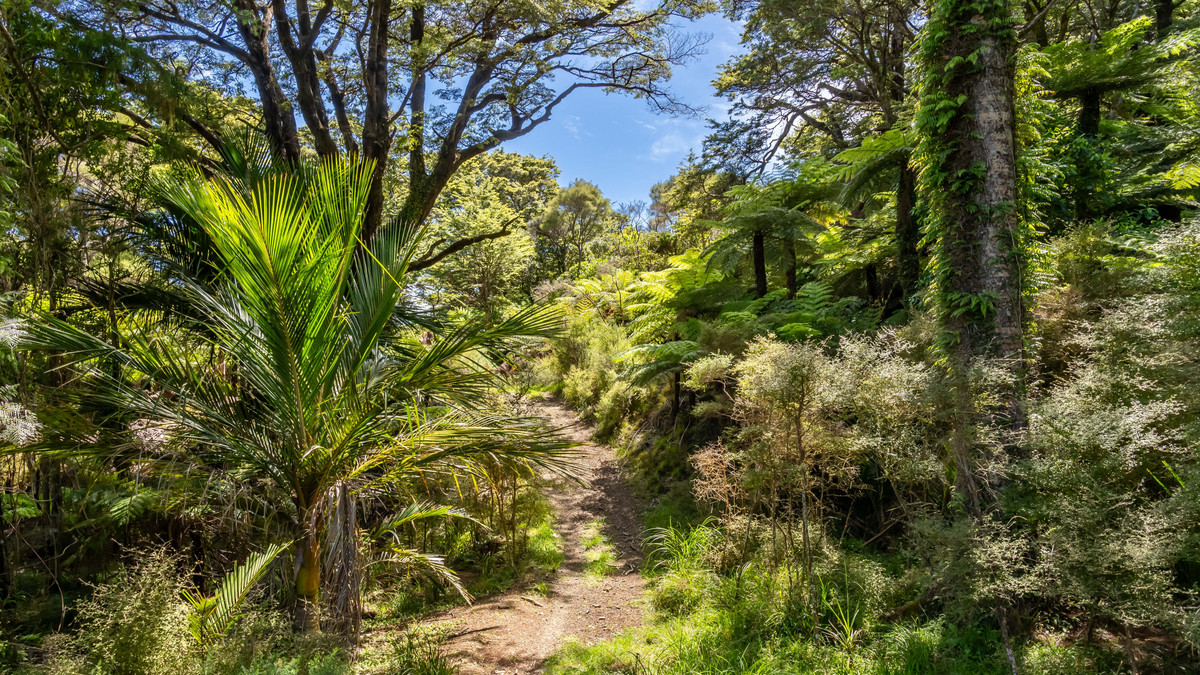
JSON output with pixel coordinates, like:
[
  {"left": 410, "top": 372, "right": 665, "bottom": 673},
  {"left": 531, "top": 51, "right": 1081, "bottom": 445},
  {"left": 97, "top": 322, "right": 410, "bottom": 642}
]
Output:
[
  {"left": 326, "top": 482, "right": 362, "bottom": 640},
  {"left": 294, "top": 531, "right": 321, "bottom": 631}
]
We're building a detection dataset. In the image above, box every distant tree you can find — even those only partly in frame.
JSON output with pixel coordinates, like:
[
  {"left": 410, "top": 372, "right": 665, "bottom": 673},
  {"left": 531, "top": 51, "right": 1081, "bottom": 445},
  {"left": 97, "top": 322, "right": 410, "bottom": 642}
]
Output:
[
  {"left": 651, "top": 160, "right": 745, "bottom": 249},
  {"left": 706, "top": 166, "right": 837, "bottom": 299},
  {"left": 713, "top": 0, "right": 921, "bottom": 165},
  {"left": 1039, "top": 17, "right": 1200, "bottom": 223},
  {"left": 421, "top": 151, "right": 560, "bottom": 318},
  {"left": 712, "top": 0, "right": 924, "bottom": 302},
  {"left": 530, "top": 180, "right": 620, "bottom": 282}
]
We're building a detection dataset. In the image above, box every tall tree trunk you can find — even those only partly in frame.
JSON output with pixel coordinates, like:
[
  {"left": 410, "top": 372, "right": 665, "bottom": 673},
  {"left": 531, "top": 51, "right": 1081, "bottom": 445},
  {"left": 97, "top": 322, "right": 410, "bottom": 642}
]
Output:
[
  {"left": 797, "top": 411, "right": 815, "bottom": 629},
  {"left": 1024, "top": 0, "right": 1050, "bottom": 44},
  {"left": 785, "top": 240, "right": 798, "bottom": 299},
  {"left": 0, "top": 463, "right": 10, "bottom": 600},
  {"left": 918, "top": 4, "right": 1023, "bottom": 671},
  {"left": 896, "top": 160, "right": 920, "bottom": 301},
  {"left": 919, "top": 0, "right": 1025, "bottom": 506},
  {"left": 1154, "top": 0, "right": 1175, "bottom": 38},
  {"left": 1077, "top": 88, "right": 1102, "bottom": 138},
  {"left": 359, "top": 0, "right": 395, "bottom": 241},
  {"left": 232, "top": 0, "right": 302, "bottom": 165},
  {"left": 1072, "top": 88, "right": 1103, "bottom": 221},
  {"left": 752, "top": 230, "right": 767, "bottom": 299},
  {"left": 923, "top": 0, "right": 1024, "bottom": 374},
  {"left": 271, "top": 0, "right": 338, "bottom": 157},
  {"left": 865, "top": 263, "right": 881, "bottom": 304}
]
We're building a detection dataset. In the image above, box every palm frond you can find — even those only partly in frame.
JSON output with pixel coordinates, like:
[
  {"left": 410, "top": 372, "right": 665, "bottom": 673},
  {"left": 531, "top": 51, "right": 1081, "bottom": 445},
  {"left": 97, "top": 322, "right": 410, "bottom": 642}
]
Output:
[
  {"left": 374, "top": 501, "right": 483, "bottom": 538},
  {"left": 183, "top": 541, "right": 290, "bottom": 645}
]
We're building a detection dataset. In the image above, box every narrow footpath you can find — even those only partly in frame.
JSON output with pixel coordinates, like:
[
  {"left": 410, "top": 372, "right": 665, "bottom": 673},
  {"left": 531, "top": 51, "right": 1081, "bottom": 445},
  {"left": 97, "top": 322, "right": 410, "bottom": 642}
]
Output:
[{"left": 430, "top": 400, "right": 646, "bottom": 674}]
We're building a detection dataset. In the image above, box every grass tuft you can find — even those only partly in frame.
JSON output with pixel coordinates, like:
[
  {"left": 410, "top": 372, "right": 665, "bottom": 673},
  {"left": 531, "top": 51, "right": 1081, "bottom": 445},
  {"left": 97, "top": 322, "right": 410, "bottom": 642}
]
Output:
[{"left": 581, "top": 518, "right": 619, "bottom": 579}]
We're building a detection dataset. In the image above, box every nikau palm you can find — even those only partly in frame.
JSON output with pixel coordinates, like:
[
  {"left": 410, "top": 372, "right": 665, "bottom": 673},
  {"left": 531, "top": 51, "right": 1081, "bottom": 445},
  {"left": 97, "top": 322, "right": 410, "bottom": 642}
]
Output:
[{"left": 23, "top": 158, "right": 573, "bottom": 631}]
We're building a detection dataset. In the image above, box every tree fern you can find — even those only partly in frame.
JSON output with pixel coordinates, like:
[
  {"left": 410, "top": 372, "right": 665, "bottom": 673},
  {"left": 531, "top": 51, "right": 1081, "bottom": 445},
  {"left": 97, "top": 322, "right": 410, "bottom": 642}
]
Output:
[
  {"left": 795, "top": 281, "right": 835, "bottom": 316},
  {"left": 616, "top": 340, "right": 707, "bottom": 386},
  {"left": 107, "top": 488, "right": 159, "bottom": 526}
]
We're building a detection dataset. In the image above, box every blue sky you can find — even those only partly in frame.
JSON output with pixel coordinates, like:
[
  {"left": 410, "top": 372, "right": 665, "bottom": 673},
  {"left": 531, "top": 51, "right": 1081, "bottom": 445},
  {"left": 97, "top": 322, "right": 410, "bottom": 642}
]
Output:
[{"left": 505, "top": 13, "right": 744, "bottom": 207}]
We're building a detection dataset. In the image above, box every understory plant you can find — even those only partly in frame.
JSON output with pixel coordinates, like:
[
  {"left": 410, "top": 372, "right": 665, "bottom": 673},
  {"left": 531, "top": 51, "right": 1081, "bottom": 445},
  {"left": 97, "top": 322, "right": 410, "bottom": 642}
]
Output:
[{"left": 19, "top": 156, "right": 574, "bottom": 636}]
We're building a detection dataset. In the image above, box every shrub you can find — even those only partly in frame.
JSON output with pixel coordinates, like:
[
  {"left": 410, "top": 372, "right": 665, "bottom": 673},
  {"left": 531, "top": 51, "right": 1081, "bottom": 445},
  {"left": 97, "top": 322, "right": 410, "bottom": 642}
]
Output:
[
  {"left": 593, "top": 380, "right": 634, "bottom": 439},
  {"left": 44, "top": 552, "right": 195, "bottom": 675},
  {"left": 39, "top": 551, "right": 346, "bottom": 675},
  {"left": 561, "top": 366, "right": 613, "bottom": 413}
]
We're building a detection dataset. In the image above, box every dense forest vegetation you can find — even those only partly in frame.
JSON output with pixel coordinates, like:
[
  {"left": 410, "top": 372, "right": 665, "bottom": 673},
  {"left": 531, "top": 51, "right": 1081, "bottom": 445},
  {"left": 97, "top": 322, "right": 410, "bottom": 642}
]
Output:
[{"left": 2, "top": 0, "right": 1200, "bottom": 672}]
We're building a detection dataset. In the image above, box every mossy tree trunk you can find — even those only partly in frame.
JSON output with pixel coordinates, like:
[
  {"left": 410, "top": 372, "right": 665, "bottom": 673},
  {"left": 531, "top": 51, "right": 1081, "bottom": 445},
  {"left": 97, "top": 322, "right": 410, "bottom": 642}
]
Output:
[{"left": 917, "top": 0, "right": 1024, "bottom": 671}]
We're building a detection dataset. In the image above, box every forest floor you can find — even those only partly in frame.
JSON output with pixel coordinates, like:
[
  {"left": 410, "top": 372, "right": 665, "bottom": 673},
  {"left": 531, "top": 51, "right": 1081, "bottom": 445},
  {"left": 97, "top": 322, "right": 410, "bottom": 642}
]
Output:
[{"left": 419, "top": 400, "right": 647, "bottom": 674}]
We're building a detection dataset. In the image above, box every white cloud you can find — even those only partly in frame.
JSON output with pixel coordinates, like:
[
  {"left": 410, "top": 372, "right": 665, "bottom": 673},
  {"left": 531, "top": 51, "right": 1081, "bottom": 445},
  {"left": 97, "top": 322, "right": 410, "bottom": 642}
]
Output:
[
  {"left": 646, "top": 132, "right": 689, "bottom": 161},
  {"left": 640, "top": 119, "right": 706, "bottom": 162},
  {"left": 563, "top": 115, "right": 590, "bottom": 140}
]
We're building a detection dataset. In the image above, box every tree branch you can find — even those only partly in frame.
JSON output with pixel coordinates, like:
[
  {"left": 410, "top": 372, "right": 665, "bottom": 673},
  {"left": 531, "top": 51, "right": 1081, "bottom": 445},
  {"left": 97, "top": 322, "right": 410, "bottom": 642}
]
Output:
[{"left": 409, "top": 217, "right": 520, "bottom": 272}]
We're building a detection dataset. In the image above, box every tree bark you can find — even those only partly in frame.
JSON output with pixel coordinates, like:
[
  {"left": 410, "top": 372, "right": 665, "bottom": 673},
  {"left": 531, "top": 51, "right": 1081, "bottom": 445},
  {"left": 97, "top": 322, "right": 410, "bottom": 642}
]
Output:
[
  {"left": 865, "top": 263, "right": 881, "bottom": 304},
  {"left": 896, "top": 160, "right": 920, "bottom": 301},
  {"left": 797, "top": 409, "right": 816, "bottom": 628},
  {"left": 1154, "top": 0, "right": 1175, "bottom": 38},
  {"left": 1077, "top": 89, "right": 1101, "bottom": 138},
  {"left": 1072, "top": 89, "right": 1103, "bottom": 221},
  {"left": 359, "top": 0, "right": 395, "bottom": 241},
  {"left": 752, "top": 230, "right": 767, "bottom": 299},
  {"left": 270, "top": 0, "right": 338, "bottom": 157},
  {"left": 938, "top": 12, "right": 1023, "bottom": 368},
  {"left": 785, "top": 240, "right": 798, "bottom": 299},
  {"left": 920, "top": 0, "right": 1025, "bottom": 511},
  {"left": 294, "top": 531, "right": 321, "bottom": 631},
  {"left": 1024, "top": 0, "right": 1050, "bottom": 45},
  {"left": 231, "top": 0, "right": 302, "bottom": 165}
]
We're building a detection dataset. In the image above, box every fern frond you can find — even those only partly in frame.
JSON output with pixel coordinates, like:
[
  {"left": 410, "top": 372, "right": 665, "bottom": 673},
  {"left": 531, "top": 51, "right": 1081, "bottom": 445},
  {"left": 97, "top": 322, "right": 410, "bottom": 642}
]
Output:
[{"left": 1166, "top": 161, "right": 1200, "bottom": 189}]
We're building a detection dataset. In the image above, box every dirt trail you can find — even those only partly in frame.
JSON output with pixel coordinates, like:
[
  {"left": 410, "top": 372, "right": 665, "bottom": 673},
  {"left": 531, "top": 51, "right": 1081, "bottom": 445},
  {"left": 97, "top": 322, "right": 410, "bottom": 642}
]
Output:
[{"left": 429, "top": 400, "right": 646, "bottom": 674}]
